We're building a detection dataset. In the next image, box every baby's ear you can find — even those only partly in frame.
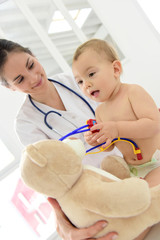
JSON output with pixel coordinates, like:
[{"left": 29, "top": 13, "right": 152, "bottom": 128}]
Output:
[
  {"left": 26, "top": 145, "right": 47, "bottom": 167},
  {"left": 113, "top": 60, "right": 122, "bottom": 77}
]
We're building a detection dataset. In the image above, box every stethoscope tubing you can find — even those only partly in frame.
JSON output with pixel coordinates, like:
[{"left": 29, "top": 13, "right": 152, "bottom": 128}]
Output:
[
  {"left": 59, "top": 123, "right": 142, "bottom": 160},
  {"left": 28, "top": 78, "right": 95, "bottom": 132},
  {"left": 59, "top": 124, "right": 89, "bottom": 141},
  {"left": 48, "top": 78, "right": 95, "bottom": 116}
]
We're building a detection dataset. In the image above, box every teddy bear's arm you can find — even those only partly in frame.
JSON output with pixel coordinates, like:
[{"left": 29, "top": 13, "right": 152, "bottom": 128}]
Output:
[{"left": 77, "top": 176, "right": 151, "bottom": 218}]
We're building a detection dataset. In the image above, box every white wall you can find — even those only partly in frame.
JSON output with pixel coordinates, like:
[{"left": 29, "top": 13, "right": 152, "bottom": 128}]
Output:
[
  {"left": 89, "top": 0, "right": 160, "bottom": 105},
  {"left": 0, "top": 0, "right": 160, "bottom": 165},
  {"left": 0, "top": 87, "right": 24, "bottom": 161}
]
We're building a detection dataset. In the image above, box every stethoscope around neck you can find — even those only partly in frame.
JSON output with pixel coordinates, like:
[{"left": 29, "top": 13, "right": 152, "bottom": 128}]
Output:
[{"left": 28, "top": 78, "right": 95, "bottom": 136}]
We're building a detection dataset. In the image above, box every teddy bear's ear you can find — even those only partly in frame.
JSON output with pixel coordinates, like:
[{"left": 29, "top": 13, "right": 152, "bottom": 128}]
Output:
[{"left": 26, "top": 145, "right": 47, "bottom": 167}]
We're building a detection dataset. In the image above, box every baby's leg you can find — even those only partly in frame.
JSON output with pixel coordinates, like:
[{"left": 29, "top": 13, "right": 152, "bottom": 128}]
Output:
[
  {"left": 134, "top": 166, "right": 160, "bottom": 240},
  {"left": 100, "top": 155, "right": 130, "bottom": 179},
  {"left": 144, "top": 166, "right": 160, "bottom": 187}
]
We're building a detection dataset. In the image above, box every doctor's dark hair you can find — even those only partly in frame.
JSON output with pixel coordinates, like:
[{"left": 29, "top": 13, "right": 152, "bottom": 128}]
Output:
[
  {"left": 0, "top": 39, "right": 33, "bottom": 87},
  {"left": 73, "top": 38, "right": 120, "bottom": 63}
]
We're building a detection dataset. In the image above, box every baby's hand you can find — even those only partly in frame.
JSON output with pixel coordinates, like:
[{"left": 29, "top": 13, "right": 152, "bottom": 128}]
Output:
[
  {"left": 90, "top": 121, "right": 118, "bottom": 148},
  {"left": 84, "top": 131, "right": 100, "bottom": 146}
]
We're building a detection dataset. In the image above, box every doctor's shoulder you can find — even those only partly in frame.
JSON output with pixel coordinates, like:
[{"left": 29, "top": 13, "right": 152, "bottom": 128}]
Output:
[
  {"left": 50, "top": 71, "right": 76, "bottom": 87},
  {"left": 50, "top": 72, "right": 81, "bottom": 94},
  {"left": 51, "top": 72, "right": 99, "bottom": 109},
  {"left": 16, "top": 95, "right": 36, "bottom": 118}
]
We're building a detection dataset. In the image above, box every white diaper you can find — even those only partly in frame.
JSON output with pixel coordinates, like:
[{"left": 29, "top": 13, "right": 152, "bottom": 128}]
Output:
[{"left": 129, "top": 149, "right": 160, "bottom": 178}]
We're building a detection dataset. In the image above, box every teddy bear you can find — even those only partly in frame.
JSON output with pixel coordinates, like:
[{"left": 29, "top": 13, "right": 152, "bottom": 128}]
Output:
[{"left": 20, "top": 138, "right": 160, "bottom": 240}]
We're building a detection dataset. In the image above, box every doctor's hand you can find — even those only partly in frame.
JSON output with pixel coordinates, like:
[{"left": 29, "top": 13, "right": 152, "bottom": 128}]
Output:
[{"left": 47, "top": 198, "right": 118, "bottom": 240}]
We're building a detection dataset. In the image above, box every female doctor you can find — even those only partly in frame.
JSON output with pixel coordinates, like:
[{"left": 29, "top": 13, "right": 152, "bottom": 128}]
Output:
[{"left": 0, "top": 39, "right": 118, "bottom": 240}]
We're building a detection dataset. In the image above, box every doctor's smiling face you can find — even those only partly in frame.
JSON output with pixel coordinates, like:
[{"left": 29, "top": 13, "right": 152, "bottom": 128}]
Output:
[{"left": 2, "top": 51, "right": 48, "bottom": 95}]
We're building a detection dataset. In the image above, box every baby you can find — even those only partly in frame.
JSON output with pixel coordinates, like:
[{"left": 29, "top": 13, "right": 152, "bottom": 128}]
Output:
[{"left": 72, "top": 38, "right": 160, "bottom": 180}]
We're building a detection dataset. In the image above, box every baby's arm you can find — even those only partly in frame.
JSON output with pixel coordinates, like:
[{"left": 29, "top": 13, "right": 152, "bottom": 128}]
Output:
[
  {"left": 91, "top": 85, "right": 160, "bottom": 145},
  {"left": 116, "top": 85, "right": 159, "bottom": 138}
]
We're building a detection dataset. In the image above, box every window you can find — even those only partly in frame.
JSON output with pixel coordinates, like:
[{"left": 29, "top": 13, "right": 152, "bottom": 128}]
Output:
[
  {"left": 48, "top": 8, "right": 91, "bottom": 34},
  {"left": 0, "top": 168, "right": 56, "bottom": 240},
  {"left": 137, "top": 0, "right": 160, "bottom": 34},
  {"left": 0, "top": 139, "right": 56, "bottom": 239},
  {"left": 0, "top": 139, "right": 15, "bottom": 171}
]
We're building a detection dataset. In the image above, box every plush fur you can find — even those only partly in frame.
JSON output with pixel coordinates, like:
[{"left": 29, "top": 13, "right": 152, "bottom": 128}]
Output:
[{"left": 21, "top": 139, "right": 160, "bottom": 240}]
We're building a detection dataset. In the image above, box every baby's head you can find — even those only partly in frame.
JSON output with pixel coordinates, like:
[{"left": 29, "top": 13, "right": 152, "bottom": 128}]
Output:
[
  {"left": 72, "top": 39, "right": 122, "bottom": 102},
  {"left": 73, "top": 38, "right": 119, "bottom": 63}
]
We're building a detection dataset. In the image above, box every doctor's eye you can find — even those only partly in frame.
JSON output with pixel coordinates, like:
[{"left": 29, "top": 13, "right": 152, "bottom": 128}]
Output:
[
  {"left": 18, "top": 76, "right": 24, "bottom": 84},
  {"left": 28, "top": 62, "right": 34, "bottom": 69},
  {"left": 89, "top": 72, "right": 95, "bottom": 78}
]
